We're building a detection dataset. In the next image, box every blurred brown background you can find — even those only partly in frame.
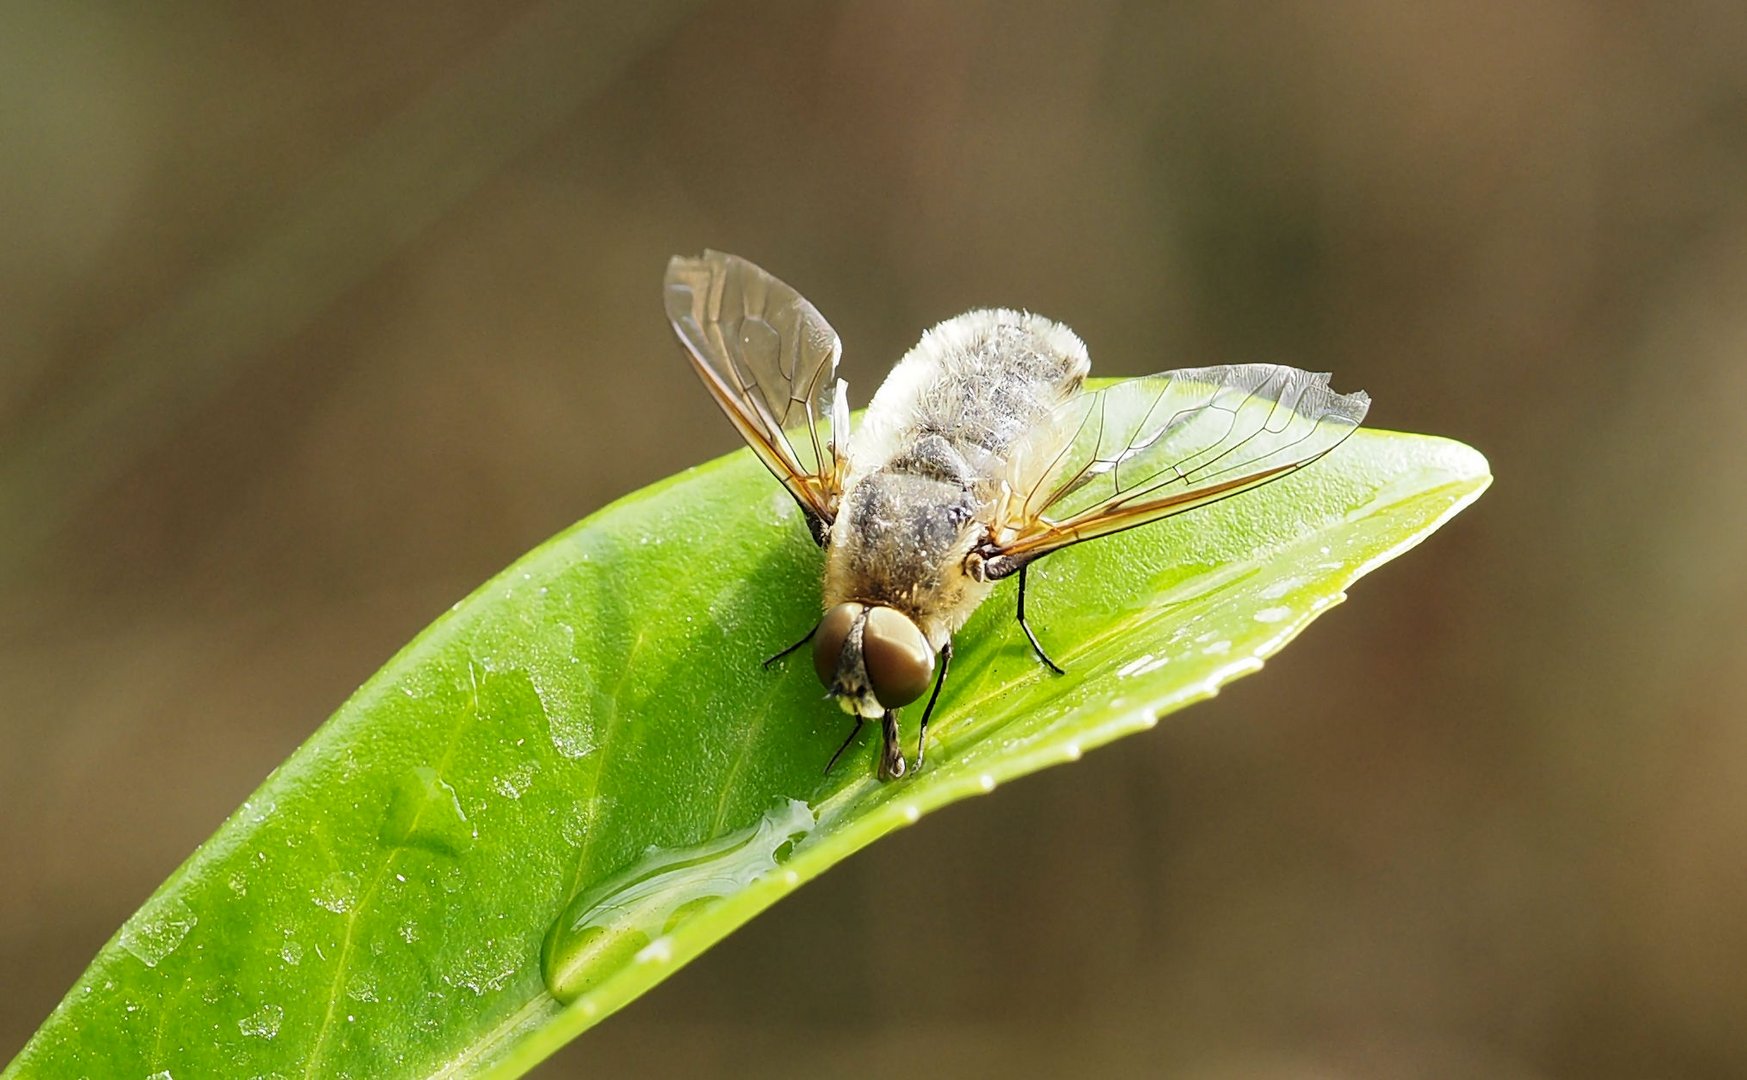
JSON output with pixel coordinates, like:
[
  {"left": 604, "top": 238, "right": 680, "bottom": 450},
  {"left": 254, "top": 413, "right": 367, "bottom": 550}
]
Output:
[{"left": 4, "top": 2, "right": 1747, "bottom": 1076}]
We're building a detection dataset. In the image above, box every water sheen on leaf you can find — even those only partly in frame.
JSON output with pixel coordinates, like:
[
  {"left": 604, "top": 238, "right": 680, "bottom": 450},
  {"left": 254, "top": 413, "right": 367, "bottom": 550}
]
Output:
[{"left": 4, "top": 426, "right": 1488, "bottom": 1079}]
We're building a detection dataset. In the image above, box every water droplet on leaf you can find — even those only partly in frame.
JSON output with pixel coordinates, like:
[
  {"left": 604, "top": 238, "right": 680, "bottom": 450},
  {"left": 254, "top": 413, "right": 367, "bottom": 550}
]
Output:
[
  {"left": 312, "top": 871, "right": 360, "bottom": 913},
  {"left": 1117, "top": 654, "right": 1169, "bottom": 678},
  {"left": 239, "top": 1003, "right": 282, "bottom": 1039},
  {"left": 382, "top": 767, "right": 471, "bottom": 857},
  {"left": 542, "top": 799, "right": 814, "bottom": 1002},
  {"left": 119, "top": 898, "right": 197, "bottom": 968},
  {"left": 492, "top": 761, "right": 539, "bottom": 801}
]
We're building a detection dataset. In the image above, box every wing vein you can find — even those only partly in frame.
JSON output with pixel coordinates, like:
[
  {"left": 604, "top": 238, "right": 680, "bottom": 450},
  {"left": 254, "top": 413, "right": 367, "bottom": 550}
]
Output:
[{"left": 992, "top": 365, "right": 1369, "bottom": 565}]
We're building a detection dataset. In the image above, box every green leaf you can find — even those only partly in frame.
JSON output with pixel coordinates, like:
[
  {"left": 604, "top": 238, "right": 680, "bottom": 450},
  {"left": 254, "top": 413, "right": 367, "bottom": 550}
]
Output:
[{"left": 5, "top": 426, "right": 1488, "bottom": 1079}]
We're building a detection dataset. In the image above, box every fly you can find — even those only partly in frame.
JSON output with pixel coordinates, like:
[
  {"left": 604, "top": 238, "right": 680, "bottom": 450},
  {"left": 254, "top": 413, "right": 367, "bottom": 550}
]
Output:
[{"left": 665, "top": 251, "right": 1369, "bottom": 781}]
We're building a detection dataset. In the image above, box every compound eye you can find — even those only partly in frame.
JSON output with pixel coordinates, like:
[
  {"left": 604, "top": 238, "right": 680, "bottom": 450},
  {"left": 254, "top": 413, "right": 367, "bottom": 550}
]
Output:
[
  {"left": 862, "top": 607, "right": 934, "bottom": 708},
  {"left": 813, "top": 603, "right": 864, "bottom": 688}
]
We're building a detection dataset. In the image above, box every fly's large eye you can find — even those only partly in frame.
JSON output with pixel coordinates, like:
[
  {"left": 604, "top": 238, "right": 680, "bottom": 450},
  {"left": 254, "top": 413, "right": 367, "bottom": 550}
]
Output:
[
  {"left": 862, "top": 607, "right": 934, "bottom": 708},
  {"left": 813, "top": 603, "right": 864, "bottom": 688}
]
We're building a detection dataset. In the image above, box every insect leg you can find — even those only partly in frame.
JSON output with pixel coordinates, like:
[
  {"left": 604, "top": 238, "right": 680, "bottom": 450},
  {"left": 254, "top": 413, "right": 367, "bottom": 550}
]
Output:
[
  {"left": 914, "top": 639, "right": 953, "bottom": 773},
  {"left": 1016, "top": 563, "right": 1065, "bottom": 674},
  {"left": 877, "top": 711, "right": 907, "bottom": 782},
  {"left": 762, "top": 622, "right": 819, "bottom": 669},
  {"left": 824, "top": 717, "right": 863, "bottom": 776}
]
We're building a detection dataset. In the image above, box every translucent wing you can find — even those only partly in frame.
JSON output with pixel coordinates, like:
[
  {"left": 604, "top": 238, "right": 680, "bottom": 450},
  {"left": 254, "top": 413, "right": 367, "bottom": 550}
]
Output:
[
  {"left": 989, "top": 365, "right": 1369, "bottom": 566},
  {"left": 666, "top": 250, "right": 850, "bottom": 535}
]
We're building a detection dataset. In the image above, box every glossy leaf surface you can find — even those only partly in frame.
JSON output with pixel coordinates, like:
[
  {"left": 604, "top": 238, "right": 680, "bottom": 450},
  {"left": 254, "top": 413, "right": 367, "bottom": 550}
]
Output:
[{"left": 5, "top": 426, "right": 1489, "bottom": 1079}]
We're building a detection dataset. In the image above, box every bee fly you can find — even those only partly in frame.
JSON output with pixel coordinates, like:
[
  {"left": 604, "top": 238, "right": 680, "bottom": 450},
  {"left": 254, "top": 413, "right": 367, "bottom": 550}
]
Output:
[{"left": 666, "top": 251, "right": 1369, "bottom": 781}]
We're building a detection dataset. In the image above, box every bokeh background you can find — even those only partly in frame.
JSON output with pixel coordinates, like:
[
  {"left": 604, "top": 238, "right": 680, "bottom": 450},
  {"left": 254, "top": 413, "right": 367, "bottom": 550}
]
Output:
[{"left": 5, "top": 2, "right": 1747, "bottom": 1076}]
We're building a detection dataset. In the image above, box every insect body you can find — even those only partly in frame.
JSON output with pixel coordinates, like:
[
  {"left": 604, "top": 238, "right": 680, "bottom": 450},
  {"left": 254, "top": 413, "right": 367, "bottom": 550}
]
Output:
[{"left": 666, "top": 251, "right": 1369, "bottom": 781}]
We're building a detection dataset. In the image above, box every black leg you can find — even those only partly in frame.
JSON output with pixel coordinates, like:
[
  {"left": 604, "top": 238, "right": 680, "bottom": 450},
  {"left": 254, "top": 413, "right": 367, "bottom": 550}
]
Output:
[
  {"left": 763, "top": 622, "right": 818, "bottom": 669},
  {"left": 877, "top": 711, "right": 906, "bottom": 782},
  {"left": 1016, "top": 563, "right": 1065, "bottom": 674},
  {"left": 824, "top": 717, "right": 863, "bottom": 776},
  {"left": 914, "top": 640, "right": 953, "bottom": 773}
]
